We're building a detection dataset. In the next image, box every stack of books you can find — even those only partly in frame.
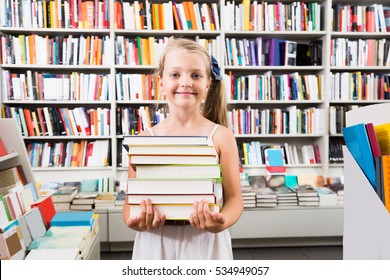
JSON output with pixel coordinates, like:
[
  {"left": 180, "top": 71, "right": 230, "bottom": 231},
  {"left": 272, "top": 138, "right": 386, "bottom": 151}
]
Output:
[
  {"left": 255, "top": 187, "right": 277, "bottom": 208},
  {"left": 123, "top": 136, "right": 222, "bottom": 220},
  {"left": 296, "top": 185, "right": 319, "bottom": 206}
]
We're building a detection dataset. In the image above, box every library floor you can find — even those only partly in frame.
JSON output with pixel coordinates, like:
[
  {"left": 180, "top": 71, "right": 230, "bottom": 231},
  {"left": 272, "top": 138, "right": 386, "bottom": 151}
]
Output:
[{"left": 100, "top": 246, "right": 343, "bottom": 260}]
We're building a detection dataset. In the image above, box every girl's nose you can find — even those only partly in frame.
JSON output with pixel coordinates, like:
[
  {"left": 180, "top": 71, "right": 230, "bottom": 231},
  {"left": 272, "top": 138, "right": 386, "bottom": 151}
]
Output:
[{"left": 180, "top": 75, "right": 192, "bottom": 87}]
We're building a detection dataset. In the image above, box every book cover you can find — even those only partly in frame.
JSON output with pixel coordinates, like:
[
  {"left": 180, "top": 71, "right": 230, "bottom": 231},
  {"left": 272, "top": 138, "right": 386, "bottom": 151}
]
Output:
[
  {"left": 31, "top": 195, "right": 56, "bottom": 228},
  {"left": 129, "top": 154, "right": 217, "bottom": 165},
  {"left": 342, "top": 123, "right": 376, "bottom": 189},
  {"left": 366, "top": 123, "right": 382, "bottom": 159},
  {"left": 374, "top": 122, "right": 390, "bottom": 155},
  {"left": 127, "top": 178, "right": 220, "bottom": 195},
  {"left": 124, "top": 144, "right": 216, "bottom": 156},
  {"left": 129, "top": 203, "right": 220, "bottom": 220},
  {"left": 135, "top": 164, "right": 221, "bottom": 179},
  {"left": 50, "top": 211, "right": 94, "bottom": 227},
  {"left": 123, "top": 135, "right": 209, "bottom": 146},
  {"left": 0, "top": 138, "right": 7, "bottom": 156},
  {"left": 25, "top": 248, "right": 79, "bottom": 260},
  {"left": 127, "top": 193, "right": 216, "bottom": 204},
  {"left": 24, "top": 207, "right": 47, "bottom": 240},
  {"left": 264, "top": 148, "right": 286, "bottom": 174},
  {"left": 381, "top": 155, "right": 390, "bottom": 213}
]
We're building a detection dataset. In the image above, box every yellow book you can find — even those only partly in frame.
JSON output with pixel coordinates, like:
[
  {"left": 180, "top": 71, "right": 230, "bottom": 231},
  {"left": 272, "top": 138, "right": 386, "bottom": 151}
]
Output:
[
  {"left": 374, "top": 123, "right": 390, "bottom": 155},
  {"left": 242, "top": 142, "right": 249, "bottom": 165},
  {"left": 242, "top": 0, "right": 250, "bottom": 31},
  {"left": 31, "top": 110, "right": 41, "bottom": 136}
]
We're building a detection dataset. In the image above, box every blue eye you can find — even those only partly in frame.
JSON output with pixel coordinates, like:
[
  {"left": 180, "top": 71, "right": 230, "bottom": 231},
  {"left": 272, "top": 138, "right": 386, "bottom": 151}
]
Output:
[
  {"left": 170, "top": 73, "right": 180, "bottom": 78},
  {"left": 192, "top": 74, "right": 201, "bottom": 79}
]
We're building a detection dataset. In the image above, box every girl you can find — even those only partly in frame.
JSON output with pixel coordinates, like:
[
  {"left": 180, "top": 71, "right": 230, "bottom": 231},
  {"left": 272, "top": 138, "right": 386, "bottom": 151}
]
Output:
[{"left": 123, "top": 38, "right": 243, "bottom": 259}]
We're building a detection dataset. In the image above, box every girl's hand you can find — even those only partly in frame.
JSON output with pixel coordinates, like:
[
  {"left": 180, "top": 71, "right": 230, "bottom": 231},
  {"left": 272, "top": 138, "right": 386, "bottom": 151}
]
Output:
[
  {"left": 189, "top": 200, "right": 225, "bottom": 233},
  {"left": 126, "top": 199, "right": 166, "bottom": 231}
]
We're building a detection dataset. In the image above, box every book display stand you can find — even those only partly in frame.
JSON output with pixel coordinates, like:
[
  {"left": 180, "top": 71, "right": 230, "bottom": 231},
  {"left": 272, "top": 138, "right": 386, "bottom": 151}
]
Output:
[{"left": 343, "top": 103, "right": 390, "bottom": 259}]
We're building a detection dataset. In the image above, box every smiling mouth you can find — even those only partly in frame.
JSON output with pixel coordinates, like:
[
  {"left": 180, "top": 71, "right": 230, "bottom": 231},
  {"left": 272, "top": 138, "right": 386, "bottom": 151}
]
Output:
[{"left": 175, "top": 92, "right": 196, "bottom": 95}]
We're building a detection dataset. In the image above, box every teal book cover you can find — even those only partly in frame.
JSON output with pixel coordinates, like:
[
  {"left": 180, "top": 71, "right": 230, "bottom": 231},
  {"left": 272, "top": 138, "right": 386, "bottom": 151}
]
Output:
[
  {"left": 342, "top": 123, "right": 376, "bottom": 189},
  {"left": 50, "top": 211, "right": 94, "bottom": 227}
]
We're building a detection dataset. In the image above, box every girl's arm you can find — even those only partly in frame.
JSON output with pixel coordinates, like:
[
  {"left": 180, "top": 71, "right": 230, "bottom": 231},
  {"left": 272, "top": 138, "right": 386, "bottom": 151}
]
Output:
[{"left": 190, "top": 127, "right": 243, "bottom": 233}]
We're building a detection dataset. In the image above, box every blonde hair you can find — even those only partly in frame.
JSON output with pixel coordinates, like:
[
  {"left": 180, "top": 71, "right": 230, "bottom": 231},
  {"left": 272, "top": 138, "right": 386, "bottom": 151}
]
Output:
[{"left": 155, "top": 38, "right": 228, "bottom": 127}]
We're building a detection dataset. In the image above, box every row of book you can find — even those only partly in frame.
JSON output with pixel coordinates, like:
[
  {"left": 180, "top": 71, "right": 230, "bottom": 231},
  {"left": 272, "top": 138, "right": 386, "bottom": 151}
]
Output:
[
  {"left": 241, "top": 174, "right": 344, "bottom": 208},
  {"left": 228, "top": 106, "right": 325, "bottom": 135},
  {"left": 330, "top": 72, "right": 390, "bottom": 102},
  {"left": 238, "top": 142, "right": 321, "bottom": 166},
  {"left": 2, "top": 106, "right": 110, "bottom": 137},
  {"left": 115, "top": 35, "right": 220, "bottom": 66},
  {"left": 1, "top": 70, "right": 110, "bottom": 101},
  {"left": 329, "top": 105, "right": 359, "bottom": 135},
  {"left": 226, "top": 71, "right": 323, "bottom": 101},
  {"left": 224, "top": 1, "right": 321, "bottom": 32},
  {"left": 124, "top": 135, "right": 222, "bottom": 220},
  {"left": 330, "top": 38, "right": 390, "bottom": 67},
  {"left": 0, "top": 0, "right": 110, "bottom": 29},
  {"left": 115, "top": 1, "right": 219, "bottom": 31},
  {"left": 225, "top": 37, "right": 322, "bottom": 67},
  {"left": 1, "top": 34, "right": 111, "bottom": 66},
  {"left": 26, "top": 140, "right": 110, "bottom": 168},
  {"left": 343, "top": 121, "right": 390, "bottom": 212},
  {"left": 332, "top": 3, "right": 390, "bottom": 32},
  {"left": 115, "top": 73, "right": 162, "bottom": 101}
]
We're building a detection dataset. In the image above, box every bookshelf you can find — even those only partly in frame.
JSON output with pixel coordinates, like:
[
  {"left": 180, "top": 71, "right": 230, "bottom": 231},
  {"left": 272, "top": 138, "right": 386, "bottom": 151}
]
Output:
[{"left": 0, "top": 0, "right": 389, "bottom": 247}]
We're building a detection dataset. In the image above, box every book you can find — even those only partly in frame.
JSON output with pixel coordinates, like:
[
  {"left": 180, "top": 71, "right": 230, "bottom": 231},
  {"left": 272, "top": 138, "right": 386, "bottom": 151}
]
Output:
[
  {"left": 381, "top": 154, "right": 390, "bottom": 213},
  {"left": 374, "top": 122, "right": 390, "bottom": 155},
  {"left": 51, "top": 186, "right": 78, "bottom": 203},
  {"left": 135, "top": 164, "right": 221, "bottom": 179},
  {"left": 296, "top": 185, "right": 319, "bottom": 197},
  {"left": 28, "top": 236, "right": 86, "bottom": 258},
  {"left": 25, "top": 248, "right": 80, "bottom": 260},
  {"left": 50, "top": 211, "right": 94, "bottom": 227},
  {"left": 24, "top": 207, "right": 47, "bottom": 240},
  {"left": 365, "top": 123, "right": 382, "bottom": 158},
  {"left": 342, "top": 123, "right": 376, "bottom": 189},
  {"left": 127, "top": 193, "right": 216, "bottom": 204},
  {"left": 31, "top": 195, "right": 56, "bottom": 228},
  {"left": 0, "top": 138, "right": 7, "bottom": 156},
  {"left": 316, "top": 187, "right": 338, "bottom": 206},
  {"left": 129, "top": 154, "right": 217, "bottom": 165},
  {"left": 128, "top": 203, "right": 220, "bottom": 220},
  {"left": 123, "top": 135, "right": 209, "bottom": 146},
  {"left": 127, "top": 178, "right": 221, "bottom": 195},
  {"left": 264, "top": 148, "right": 286, "bottom": 174},
  {"left": 124, "top": 144, "right": 216, "bottom": 155}
]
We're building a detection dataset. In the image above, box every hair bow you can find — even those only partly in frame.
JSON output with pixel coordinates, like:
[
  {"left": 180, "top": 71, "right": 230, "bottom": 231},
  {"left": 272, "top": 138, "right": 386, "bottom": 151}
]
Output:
[{"left": 211, "top": 56, "right": 223, "bottom": 81}]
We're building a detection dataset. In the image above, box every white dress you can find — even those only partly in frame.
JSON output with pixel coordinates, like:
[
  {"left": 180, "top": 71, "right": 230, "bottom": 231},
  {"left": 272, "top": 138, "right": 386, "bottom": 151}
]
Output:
[{"left": 131, "top": 125, "right": 233, "bottom": 260}]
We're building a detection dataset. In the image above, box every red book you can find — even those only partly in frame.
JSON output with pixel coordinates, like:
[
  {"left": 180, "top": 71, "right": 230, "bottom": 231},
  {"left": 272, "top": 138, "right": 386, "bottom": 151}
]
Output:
[
  {"left": 0, "top": 138, "right": 7, "bottom": 157},
  {"left": 365, "top": 123, "right": 382, "bottom": 158},
  {"left": 31, "top": 195, "right": 56, "bottom": 229},
  {"left": 366, "top": 6, "right": 375, "bottom": 32},
  {"left": 23, "top": 108, "right": 35, "bottom": 136}
]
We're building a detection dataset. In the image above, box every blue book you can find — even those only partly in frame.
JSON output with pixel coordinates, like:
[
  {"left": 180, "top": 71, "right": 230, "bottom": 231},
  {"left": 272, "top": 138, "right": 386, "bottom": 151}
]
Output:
[
  {"left": 50, "top": 211, "right": 94, "bottom": 227},
  {"left": 342, "top": 123, "right": 376, "bottom": 189}
]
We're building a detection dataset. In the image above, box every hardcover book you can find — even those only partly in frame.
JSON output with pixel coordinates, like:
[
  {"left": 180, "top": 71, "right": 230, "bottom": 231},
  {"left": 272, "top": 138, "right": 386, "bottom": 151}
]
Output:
[
  {"left": 127, "top": 178, "right": 221, "bottom": 195},
  {"left": 342, "top": 123, "right": 376, "bottom": 189},
  {"left": 50, "top": 211, "right": 94, "bottom": 227},
  {"left": 135, "top": 164, "right": 221, "bottom": 179},
  {"left": 129, "top": 203, "right": 220, "bottom": 220},
  {"left": 123, "top": 135, "right": 209, "bottom": 146},
  {"left": 127, "top": 193, "right": 217, "bottom": 204}
]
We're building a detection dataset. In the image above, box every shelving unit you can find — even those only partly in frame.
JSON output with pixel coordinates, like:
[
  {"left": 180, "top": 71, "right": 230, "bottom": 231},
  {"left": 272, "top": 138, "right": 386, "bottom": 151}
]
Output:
[
  {"left": 343, "top": 103, "right": 390, "bottom": 259},
  {"left": 0, "top": 0, "right": 389, "bottom": 248}
]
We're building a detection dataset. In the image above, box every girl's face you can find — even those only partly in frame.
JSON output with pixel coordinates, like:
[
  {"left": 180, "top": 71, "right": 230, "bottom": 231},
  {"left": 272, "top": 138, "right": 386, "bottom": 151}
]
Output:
[{"left": 159, "top": 49, "right": 211, "bottom": 109}]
